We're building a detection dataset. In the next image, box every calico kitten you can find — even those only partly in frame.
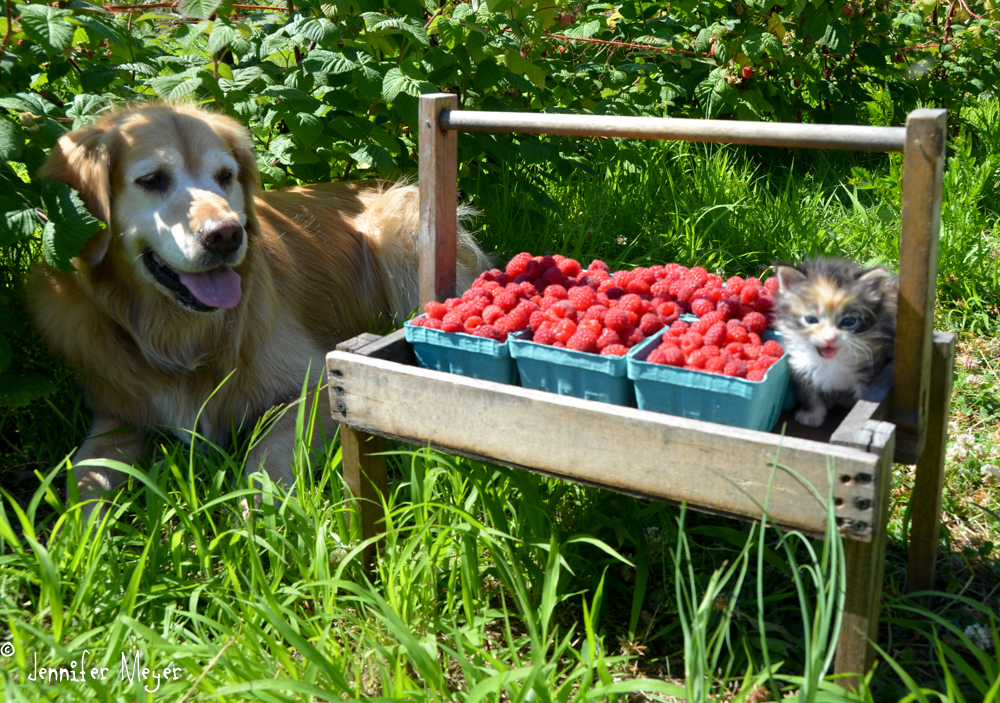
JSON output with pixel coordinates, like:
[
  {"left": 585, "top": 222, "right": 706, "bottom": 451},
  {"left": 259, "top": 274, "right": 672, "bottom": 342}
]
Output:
[{"left": 774, "top": 258, "right": 898, "bottom": 427}]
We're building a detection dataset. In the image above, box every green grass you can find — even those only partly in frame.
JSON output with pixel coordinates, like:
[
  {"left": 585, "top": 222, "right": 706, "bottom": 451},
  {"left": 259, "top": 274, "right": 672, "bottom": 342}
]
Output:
[{"left": 3, "top": 99, "right": 1000, "bottom": 701}]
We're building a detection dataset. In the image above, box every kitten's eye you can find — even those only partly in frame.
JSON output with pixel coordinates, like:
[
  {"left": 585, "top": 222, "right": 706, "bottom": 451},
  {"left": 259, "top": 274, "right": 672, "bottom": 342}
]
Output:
[
  {"left": 839, "top": 316, "right": 860, "bottom": 330},
  {"left": 217, "top": 168, "right": 234, "bottom": 187},
  {"left": 803, "top": 315, "right": 819, "bottom": 325},
  {"left": 135, "top": 171, "right": 171, "bottom": 192}
]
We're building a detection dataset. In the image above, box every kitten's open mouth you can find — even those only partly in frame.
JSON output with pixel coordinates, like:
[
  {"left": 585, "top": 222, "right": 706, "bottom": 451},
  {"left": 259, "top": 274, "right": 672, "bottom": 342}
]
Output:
[
  {"left": 143, "top": 249, "right": 242, "bottom": 312},
  {"left": 818, "top": 346, "right": 839, "bottom": 359}
]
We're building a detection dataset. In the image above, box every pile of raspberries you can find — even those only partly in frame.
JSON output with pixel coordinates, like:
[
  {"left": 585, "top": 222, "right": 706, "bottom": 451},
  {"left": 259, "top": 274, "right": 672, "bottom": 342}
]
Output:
[{"left": 409, "top": 253, "right": 784, "bottom": 380}]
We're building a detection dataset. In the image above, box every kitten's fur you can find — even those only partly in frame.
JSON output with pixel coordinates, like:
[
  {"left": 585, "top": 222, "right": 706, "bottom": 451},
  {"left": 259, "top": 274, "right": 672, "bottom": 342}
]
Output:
[{"left": 774, "top": 258, "right": 897, "bottom": 427}]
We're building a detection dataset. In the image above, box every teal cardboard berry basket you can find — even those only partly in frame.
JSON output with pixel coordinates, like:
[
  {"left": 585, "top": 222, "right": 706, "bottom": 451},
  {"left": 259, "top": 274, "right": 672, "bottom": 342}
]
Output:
[
  {"left": 508, "top": 332, "right": 636, "bottom": 407},
  {"left": 627, "top": 330, "right": 791, "bottom": 431},
  {"left": 404, "top": 316, "right": 519, "bottom": 385}
]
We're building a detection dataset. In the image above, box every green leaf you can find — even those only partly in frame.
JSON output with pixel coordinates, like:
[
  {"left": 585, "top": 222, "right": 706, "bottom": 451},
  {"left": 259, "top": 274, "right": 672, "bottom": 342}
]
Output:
[
  {"left": 0, "top": 372, "right": 57, "bottom": 408},
  {"left": 0, "top": 206, "right": 42, "bottom": 248},
  {"left": 209, "top": 21, "right": 238, "bottom": 56},
  {"left": 368, "top": 124, "right": 401, "bottom": 156},
  {"left": 302, "top": 50, "right": 357, "bottom": 75},
  {"left": 150, "top": 73, "right": 204, "bottom": 101},
  {"left": 0, "top": 117, "right": 24, "bottom": 161},
  {"left": 79, "top": 64, "right": 116, "bottom": 92},
  {"left": 328, "top": 116, "right": 370, "bottom": 140},
  {"left": 71, "top": 15, "right": 127, "bottom": 46},
  {"left": 741, "top": 34, "right": 766, "bottom": 63},
  {"left": 818, "top": 20, "right": 850, "bottom": 52},
  {"left": 286, "top": 112, "right": 323, "bottom": 147},
  {"left": 437, "top": 19, "right": 463, "bottom": 49},
  {"left": 20, "top": 5, "right": 75, "bottom": 54},
  {"left": 66, "top": 94, "right": 114, "bottom": 129},
  {"left": 856, "top": 42, "right": 887, "bottom": 70},
  {"left": 40, "top": 184, "right": 104, "bottom": 272},
  {"left": 362, "top": 12, "right": 430, "bottom": 45},
  {"left": 382, "top": 67, "right": 426, "bottom": 103},
  {"left": 179, "top": 0, "right": 223, "bottom": 20},
  {"left": 296, "top": 18, "right": 338, "bottom": 44},
  {"left": 562, "top": 20, "right": 600, "bottom": 38},
  {"left": 350, "top": 142, "right": 395, "bottom": 173}
]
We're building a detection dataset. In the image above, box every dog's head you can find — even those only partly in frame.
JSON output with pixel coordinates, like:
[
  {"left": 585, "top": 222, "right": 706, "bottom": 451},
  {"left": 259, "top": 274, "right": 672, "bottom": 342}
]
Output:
[{"left": 41, "top": 104, "right": 261, "bottom": 312}]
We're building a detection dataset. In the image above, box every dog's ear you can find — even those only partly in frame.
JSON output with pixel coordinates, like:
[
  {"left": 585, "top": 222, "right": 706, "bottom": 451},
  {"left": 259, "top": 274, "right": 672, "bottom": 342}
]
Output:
[{"left": 39, "top": 124, "right": 117, "bottom": 266}]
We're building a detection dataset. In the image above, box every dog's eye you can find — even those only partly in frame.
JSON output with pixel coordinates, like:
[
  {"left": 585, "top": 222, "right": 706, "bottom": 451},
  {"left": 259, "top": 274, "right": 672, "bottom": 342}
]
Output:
[
  {"left": 217, "top": 168, "right": 234, "bottom": 186},
  {"left": 135, "top": 171, "right": 170, "bottom": 192}
]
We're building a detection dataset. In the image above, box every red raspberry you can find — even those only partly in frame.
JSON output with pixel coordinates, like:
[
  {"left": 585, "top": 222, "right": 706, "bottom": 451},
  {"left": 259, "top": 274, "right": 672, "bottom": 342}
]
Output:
[
  {"left": 747, "top": 332, "right": 762, "bottom": 346},
  {"left": 704, "top": 287, "right": 724, "bottom": 303},
  {"left": 566, "top": 329, "right": 598, "bottom": 353},
  {"left": 725, "top": 342, "right": 746, "bottom": 359},
  {"left": 762, "top": 340, "right": 785, "bottom": 358},
  {"left": 746, "top": 276, "right": 762, "bottom": 289},
  {"left": 558, "top": 258, "right": 583, "bottom": 278},
  {"left": 425, "top": 301, "right": 448, "bottom": 320},
  {"left": 604, "top": 285, "right": 625, "bottom": 300},
  {"left": 666, "top": 319, "right": 689, "bottom": 337},
  {"left": 533, "top": 325, "right": 557, "bottom": 345},
  {"left": 697, "top": 311, "right": 722, "bottom": 326},
  {"left": 442, "top": 310, "right": 463, "bottom": 326},
  {"left": 647, "top": 349, "right": 666, "bottom": 365},
  {"left": 688, "top": 266, "right": 709, "bottom": 285},
  {"left": 596, "top": 328, "right": 622, "bottom": 349},
  {"left": 544, "top": 284, "right": 568, "bottom": 300},
  {"left": 553, "top": 319, "right": 577, "bottom": 344},
  {"left": 464, "top": 315, "right": 484, "bottom": 331},
  {"left": 705, "top": 274, "right": 723, "bottom": 288},
  {"left": 581, "top": 305, "right": 608, "bottom": 324},
  {"left": 764, "top": 277, "right": 780, "bottom": 293},
  {"left": 661, "top": 347, "right": 685, "bottom": 366},
  {"left": 753, "top": 295, "right": 775, "bottom": 313},
  {"left": 742, "top": 312, "right": 767, "bottom": 335},
  {"left": 601, "top": 344, "right": 628, "bottom": 356},
  {"left": 627, "top": 278, "right": 651, "bottom": 296},
  {"left": 701, "top": 344, "right": 721, "bottom": 358},
  {"left": 675, "top": 280, "right": 699, "bottom": 303},
  {"left": 742, "top": 344, "right": 761, "bottom": 360},
  {"left": 656, "top": 301, "right": 682, "bottom": 325},
  {"left": 604, "top": 309, "right": 631, "bottom": 332},
  {"left": 686, "top": 348, "right": 708, "bottom": 368},
  {"left": 717, "top": 299, "right": 740, "bottom": 320},
  {"left": 690, "top": 317, "right": 713, "bottom": 335},
  {"left": 541, "top": 267, "right": 566, "bottom": 287},
  {"left": 757, "top": 355, "right": 778, "bottom": 370},
  {"left": 738, "top": 305, "right": 754, "bottom": 319},
  {"left": 493, "top": 291, "right": 518, "bottom": 313},
  {"left": 747, "top": 369, "right": 767, "bottom": 382},
  {"left": 505, "top": 306, "right": 531, "bottom": 332},
  {"left": 726, "top": 325, "right": 749, "bottom": 344},
  {"left": 551, "top": 300, "right": 578, "bottom": 321},
  {"left": 680, "top": 332, "right": 704, "bottom": 355},
  {"left": 617, "top": 294, "right": 643, "bottom": 315},
  {"left": 529, "top": 310, "right": 549, "bottom": 332},
  {"left": 724, "top": 276, "right": 745, "bottom": 295},
  {"left": 568, "top": 285, "right": 597, "bottom": 311},
  {"left": 423, "top": 317, "right": 442, "bottom": 330},
  {"left": 703, "top": 322, "right": 727, "bottom": 348},
  {"left": 639, "top": 313, "right": 664, "bottom": 336},
  {"left": 588, "top": 259, "right": 610, "bottom": 273},
  {"left": 705, "top": 357, "right": 727, "bottom": 374},
  {"left": 473, "top": 324, "right": 504, "bottom": 341},
  {"left": 444, "top": 297, "right": 462, "bottom": 311},
  {"left": 624, "top": 327, "right": 645, "bottom": 347},
  {"left": 650, "top": 280, "right": 672, "bottom": 298},
  {"left": 740, "top": 286, "right": 759, "bottom": 305},
  {"left": 482, "top": 304, "right": 504, "bottom": 325},
  {"left": 578, "top": 318, "right": 603, "bottom": 336},
  {"left": 723, "top": 360, "right": 748, "bottom": 378},
  {"left": 690, "top": 297, "right": 715, "bottom": 317}
]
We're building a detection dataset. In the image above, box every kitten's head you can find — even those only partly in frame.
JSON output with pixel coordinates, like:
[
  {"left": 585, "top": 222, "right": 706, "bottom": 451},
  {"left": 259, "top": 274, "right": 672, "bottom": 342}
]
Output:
[{"left": 774, "top": 258, "right": 895, "bottom": 362}]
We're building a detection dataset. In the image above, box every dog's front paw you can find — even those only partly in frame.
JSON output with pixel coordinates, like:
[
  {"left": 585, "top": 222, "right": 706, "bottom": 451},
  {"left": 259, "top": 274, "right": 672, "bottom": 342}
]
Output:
[{"left": 795, "top": 407, "right": 827, "bottom": 427}]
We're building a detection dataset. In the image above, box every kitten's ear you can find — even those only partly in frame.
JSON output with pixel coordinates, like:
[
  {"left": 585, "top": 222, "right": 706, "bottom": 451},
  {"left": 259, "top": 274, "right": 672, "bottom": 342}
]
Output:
[
  {"left": 857, "top": 267, "right": 892, "bottom": 292},
  {"left": 775, "top": 265, "right": 806, "bottom": 290}
]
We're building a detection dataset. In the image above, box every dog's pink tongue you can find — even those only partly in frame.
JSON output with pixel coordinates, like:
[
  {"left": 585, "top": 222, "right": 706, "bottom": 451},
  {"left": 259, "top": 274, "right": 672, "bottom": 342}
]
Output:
[{"left": 178, "top": 267, "right": 242, "bottom": 309}]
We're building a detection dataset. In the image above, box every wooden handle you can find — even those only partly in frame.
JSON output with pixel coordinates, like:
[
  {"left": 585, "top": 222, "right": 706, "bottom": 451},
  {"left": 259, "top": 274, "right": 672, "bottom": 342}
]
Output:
[{"left": 418, "top": 93, "right": 459, "bottom": 305}]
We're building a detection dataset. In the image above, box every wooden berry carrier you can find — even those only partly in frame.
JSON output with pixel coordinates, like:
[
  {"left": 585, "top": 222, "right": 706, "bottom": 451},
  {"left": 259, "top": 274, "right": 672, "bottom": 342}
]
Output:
[{"left": 326, "top": 94, "right": 956, "bottom": 686}]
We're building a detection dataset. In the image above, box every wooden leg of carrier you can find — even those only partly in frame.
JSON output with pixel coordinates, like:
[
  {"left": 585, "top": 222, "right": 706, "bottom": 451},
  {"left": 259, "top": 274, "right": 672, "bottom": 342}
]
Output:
[
  {"left": 906, "top": 332, "right": 956, "bottom": 593},
  {"left": 834, "top": 422, "right": 895, "bottom": 688},
  {"left": 340, "top": 424, "right": 387, "bottom": 570}
]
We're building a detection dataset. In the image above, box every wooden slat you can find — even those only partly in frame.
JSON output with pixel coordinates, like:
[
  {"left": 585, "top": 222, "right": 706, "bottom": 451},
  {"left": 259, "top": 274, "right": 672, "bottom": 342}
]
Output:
[
  {"left": 834, "top": 421, "right": 896, "bottom": 686},
  {"left": 418, "top": 94, "right": 459, "bottom": 304},
  {"left": 906, "top": 331, "right": 956, "bottom": 592},
  {"left": 441, "top": 110, "right": 907, "bottom": 152},
  {"left": 335, "top": 333, "right": 382, "bottom": 354},
  {"left": 339, "top": 425, "right": 387, "bottom": 568},
  {"left": 326, "top": 351, "right": 884, "bottom": 540},
  {"left": 830, "top": 362, "right": 895, "bottom": 449},
  {"left": 891, "top": 109, "right": 947, "bottom": 455}
]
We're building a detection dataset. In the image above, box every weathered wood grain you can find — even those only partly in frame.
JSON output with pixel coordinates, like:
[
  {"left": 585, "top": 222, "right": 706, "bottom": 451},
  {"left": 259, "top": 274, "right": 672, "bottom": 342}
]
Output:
[
  {"left": 339, "top": 424, "right": 387, "bottom": 568},
  {"left": 829, "top": 362, "right": 895, "bottom": 449},
  {"left": 418, "top": 94, "right": 459, "bottom": 304},
  {"left": 326, "top": 351, "right": 884, "bottom": 540},
  {"left": 891, "top": 109, "right": 947, "bottom": 455},
  {"left": 441, "top": 111, "right": 907, "bottom": 152},
  {"left": 834, "top": 421, "right": 896, "bottom": 686},
  {"left": 906, "top": 331, "right": 956, "bottom": 593}
]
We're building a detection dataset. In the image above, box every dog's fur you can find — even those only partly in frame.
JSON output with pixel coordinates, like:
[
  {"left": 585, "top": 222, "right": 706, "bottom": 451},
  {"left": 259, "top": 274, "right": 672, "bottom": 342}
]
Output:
[{"left": 29, "top": 103, "right": 485, "bottom": 508}]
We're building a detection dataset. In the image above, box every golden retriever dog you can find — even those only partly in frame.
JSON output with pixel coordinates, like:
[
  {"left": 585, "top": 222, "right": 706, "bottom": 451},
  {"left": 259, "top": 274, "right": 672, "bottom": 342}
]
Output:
[{"left": 28, "top": 103, "right": 485, "bottom": 514}]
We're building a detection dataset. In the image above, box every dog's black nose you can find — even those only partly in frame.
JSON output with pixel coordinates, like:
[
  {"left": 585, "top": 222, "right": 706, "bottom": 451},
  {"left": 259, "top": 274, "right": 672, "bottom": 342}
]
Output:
[{"left": 199, "top": 219, "right": 244, "bottom": 256}]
